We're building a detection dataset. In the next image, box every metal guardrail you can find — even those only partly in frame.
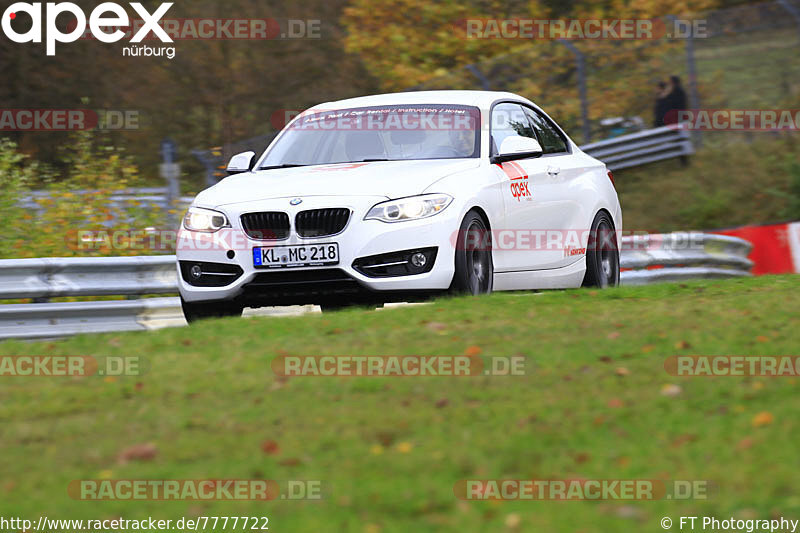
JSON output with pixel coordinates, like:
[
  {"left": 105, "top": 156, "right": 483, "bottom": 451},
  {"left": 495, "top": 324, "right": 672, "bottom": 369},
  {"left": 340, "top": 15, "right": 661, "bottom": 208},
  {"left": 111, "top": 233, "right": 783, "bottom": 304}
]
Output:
[
  {"left": 19, "top": 188, "right": 194, "bottom": 213},
  {"left": 0, "top": 256, "right": 177, "bottom": 300},
  {"left": 581, "top": 125, "right": 694, "bottom": 171},
  {"left": 0, "top": 298, "right": 184, "bottom": 341},
  {"left": 620, "top": 233, "right": 753, "bottom": 285},
  {"left": 0, "top": 232, "right": 752, "bottom": 340}
]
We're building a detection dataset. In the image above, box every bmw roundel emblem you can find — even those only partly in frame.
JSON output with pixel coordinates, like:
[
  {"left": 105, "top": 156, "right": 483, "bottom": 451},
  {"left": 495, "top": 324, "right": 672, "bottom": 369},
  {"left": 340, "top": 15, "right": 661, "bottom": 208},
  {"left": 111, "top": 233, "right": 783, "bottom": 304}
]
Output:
[{"left": 290, "top": 198, "right": 303, "bottom": 206}]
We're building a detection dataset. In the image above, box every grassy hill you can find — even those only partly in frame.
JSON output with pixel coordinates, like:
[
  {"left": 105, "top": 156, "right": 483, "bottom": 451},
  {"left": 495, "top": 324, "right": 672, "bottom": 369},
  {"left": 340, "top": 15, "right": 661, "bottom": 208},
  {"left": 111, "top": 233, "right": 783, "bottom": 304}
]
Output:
[
  {"left": 1, "top": 275, "right": 798, "bottom": 532},
  {"left": 616, "top": 136, "right": 800, "bottom": 232}
]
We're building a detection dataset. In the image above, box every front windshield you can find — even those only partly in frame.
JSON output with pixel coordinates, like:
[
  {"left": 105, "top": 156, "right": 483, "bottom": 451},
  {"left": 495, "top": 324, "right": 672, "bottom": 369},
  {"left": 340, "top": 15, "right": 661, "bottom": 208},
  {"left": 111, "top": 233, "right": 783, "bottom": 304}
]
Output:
[{"left": 260, "top": 104, "right": 481, "bottom": 168}]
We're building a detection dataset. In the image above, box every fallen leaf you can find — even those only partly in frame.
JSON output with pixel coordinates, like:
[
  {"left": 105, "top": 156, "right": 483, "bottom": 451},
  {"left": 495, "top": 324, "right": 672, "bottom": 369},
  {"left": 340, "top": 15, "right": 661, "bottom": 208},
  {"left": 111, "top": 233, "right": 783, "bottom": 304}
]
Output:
[
  {"left": 607, "top": 331, "right": 621, "bottom": 340},
  {"left": 736, "top": 438, "right": 754, "bottom": 451},
  {"left": 607, "top": 398, "right": 624, "bottom": 408},
  {"left": 118, "top": 443, "right": 157, "bottom": 463},
  {"left": 671, "top": 434, "right": 697, "bottom": 448},
  {"left": 435, "top": 398, "right": 449, "bottom": 408},
  {"left": 278, "top": 458, "right": 302, "bottom": 467},
  {"left": 660, "top": 384, "right": 682, "bottom": 397},
  {"left": 504, "top": 513, "right": 521, "bottom": 528},
  {"left": 598, "top": 356, "right": 612, "bottom": 363},
  {"left": 675, "top": 340, "right": 691, "bottom": 350},
  {"left": 615, "top": 367, "right": 630, "bottom": 376},
  {"left": 756, "top": 336, "right": 770, "bottom": 343},
  {"left": 376, "top": 431, "right": 395, "bottom": 446},
  {"left": 575, "top": 452, "right": 591, "bottom": 464},
  {"left": 370, "top": 445, "right": 384, "bottom": 455},
  {"left": 641, "top": 344, "right": 656, "bottom": 354},
  {"left": 752, "top": 411, "right": 774, "bottom": 428},
  {"left": 426, "top": 322, "right": 447, "bottom": 332},
  {"left": 181, "top": 339, "right": 192, "bottom": 346},
  {"left": 464, "top": 345, "right": 483, "bottom": 356},
  {"left": 261, "top": 440, "right": 280, "bottom": 455},
  {"left": 395, "top": 441, "right": 413, "bottom": 453},
  {"left": 615, "top": 505, "right": 644, "bottom": 519}
]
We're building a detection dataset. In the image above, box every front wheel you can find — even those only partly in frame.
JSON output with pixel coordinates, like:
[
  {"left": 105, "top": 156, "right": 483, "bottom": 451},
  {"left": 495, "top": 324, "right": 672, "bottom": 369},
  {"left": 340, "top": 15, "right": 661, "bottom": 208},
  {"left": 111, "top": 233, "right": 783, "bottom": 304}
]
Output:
[
  {"left": 451, "top": 210, "right": 493, "bottom": 295},
  {"left": 181, "top": 297, "right": 243, "bottom": 324},
  {"left": 582, "top": 211, "right": 620, "bottom": 288}
]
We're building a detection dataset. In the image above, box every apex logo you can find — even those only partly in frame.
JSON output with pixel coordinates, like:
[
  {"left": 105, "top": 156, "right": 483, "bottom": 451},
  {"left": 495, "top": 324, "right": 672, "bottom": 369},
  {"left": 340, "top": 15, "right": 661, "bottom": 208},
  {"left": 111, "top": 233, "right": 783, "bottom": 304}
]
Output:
[
  {"left": 498, "top": 161, "right": 532, "bottom": 202},
  {"left": 1, "top": 2, "right": 174, "bottom": 56}
]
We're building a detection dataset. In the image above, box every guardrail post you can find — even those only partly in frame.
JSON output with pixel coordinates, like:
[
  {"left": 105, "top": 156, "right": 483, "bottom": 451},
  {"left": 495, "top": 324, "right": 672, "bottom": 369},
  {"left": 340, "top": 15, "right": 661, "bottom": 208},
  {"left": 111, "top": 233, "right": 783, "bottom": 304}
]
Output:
[
  {"left": 558, "top": 39, "right": 591, "bottom": 144},
  {"left": 777, "top": 0, "right": 800, "bottom": 43},
  {"left": 465, "top": 64, "right": 491, "bottom": 91},
  {"left": 685, "top": 31, "right": 702, "bottom": 148}
]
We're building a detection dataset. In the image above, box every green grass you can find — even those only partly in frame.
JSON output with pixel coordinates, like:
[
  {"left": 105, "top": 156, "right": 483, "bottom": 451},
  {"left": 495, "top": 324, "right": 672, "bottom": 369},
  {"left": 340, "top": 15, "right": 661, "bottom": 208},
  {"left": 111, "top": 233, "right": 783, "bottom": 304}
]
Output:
[
  {"left": 616, "top": 136, "right": 800, "bottom": 232},
  {"left": 1, "top": 276, "right": 799, "bottom": 532}
]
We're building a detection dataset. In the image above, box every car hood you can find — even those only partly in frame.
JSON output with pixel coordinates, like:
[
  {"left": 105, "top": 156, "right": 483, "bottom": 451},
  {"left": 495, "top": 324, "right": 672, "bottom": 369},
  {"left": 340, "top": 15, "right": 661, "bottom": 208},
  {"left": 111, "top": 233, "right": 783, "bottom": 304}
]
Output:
[{"left": 194, "top": 159, "right": 479, "bottom": 208}]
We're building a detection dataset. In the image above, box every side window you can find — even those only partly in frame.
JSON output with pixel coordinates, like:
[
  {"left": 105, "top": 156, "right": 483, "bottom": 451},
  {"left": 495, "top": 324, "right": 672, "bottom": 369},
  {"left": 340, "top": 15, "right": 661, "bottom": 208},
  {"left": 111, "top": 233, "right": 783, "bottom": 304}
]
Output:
[
  {"left": 490, "top": 103, "right": 537, "bottom": 155},
  {"left": 523, "top": 107, "right": 569, "bottom": 154}
]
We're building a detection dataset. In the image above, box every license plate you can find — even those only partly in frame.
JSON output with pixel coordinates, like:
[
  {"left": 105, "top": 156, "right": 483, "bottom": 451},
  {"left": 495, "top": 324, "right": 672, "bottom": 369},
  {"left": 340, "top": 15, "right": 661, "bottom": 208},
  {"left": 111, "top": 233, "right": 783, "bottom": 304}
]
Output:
[{"left": 253, "top": 243, "right": 339, "bottom": 268}]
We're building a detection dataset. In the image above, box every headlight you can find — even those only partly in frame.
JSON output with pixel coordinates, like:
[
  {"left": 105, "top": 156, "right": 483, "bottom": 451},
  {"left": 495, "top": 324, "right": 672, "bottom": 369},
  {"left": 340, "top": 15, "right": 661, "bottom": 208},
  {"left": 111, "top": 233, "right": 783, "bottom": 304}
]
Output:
[
  {"left": 183, "top": 207, "right": 230, "bottom": 233},
  {"left": 365, "top": 194, "right": 453, "bottom": 223}
]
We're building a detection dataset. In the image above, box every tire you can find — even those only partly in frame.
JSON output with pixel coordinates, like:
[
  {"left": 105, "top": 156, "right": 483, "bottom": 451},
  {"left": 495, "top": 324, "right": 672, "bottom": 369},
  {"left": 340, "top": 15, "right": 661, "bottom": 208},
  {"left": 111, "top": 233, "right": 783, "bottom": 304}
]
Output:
[
  {"left": 450, "top": 210, "right": 493, "bottom": 295},
  {"left": 582, "top": 211, "right": 620, "bottom": 288},
  {"left": 181, "top": 297, "right": 243, "bottom": 323}
]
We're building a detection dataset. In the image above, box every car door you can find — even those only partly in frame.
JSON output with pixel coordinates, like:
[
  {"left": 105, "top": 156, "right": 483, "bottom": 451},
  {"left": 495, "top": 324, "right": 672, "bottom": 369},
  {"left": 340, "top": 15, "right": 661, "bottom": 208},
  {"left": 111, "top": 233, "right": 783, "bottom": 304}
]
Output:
[
  {"left": 489, "top": 102, "right": 558, "bottom": 272},
  {"left": 522, "top": 106, "right": 589, "bottom": 268}
]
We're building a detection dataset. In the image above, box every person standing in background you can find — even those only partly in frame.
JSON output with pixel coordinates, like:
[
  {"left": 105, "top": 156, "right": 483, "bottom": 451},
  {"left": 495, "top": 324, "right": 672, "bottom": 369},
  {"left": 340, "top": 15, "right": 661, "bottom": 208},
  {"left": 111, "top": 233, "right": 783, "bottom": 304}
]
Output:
[
  {"left": 654, "top": 81, "right": 670, "bottom": 127},
  {"left": 663, "top": 75, "right": 688, "bottom": 125}
]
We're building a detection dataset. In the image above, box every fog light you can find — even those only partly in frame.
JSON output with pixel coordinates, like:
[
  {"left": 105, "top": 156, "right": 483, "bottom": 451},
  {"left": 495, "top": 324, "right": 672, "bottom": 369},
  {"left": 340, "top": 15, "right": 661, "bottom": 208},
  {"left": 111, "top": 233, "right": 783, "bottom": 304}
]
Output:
[
  {"left": 190, "top": 265, "right": 203, "bottom": 279},
  {"left": 410, "top": 253, "right": 427, "bottom": 267}
]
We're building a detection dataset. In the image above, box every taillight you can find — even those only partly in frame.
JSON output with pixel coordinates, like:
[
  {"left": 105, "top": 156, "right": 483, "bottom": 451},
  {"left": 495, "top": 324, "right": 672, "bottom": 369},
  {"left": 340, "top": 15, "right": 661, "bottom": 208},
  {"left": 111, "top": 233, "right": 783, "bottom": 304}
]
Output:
[{"left": 607, "top": 171, "right": 615, "bottom": 187}]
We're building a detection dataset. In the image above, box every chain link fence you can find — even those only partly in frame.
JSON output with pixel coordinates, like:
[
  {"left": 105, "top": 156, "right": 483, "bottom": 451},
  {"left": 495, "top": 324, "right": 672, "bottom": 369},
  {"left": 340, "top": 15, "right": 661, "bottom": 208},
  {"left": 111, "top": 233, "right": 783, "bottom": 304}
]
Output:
[
  {"left": 410, "top": 1, "right": 800, "bottom": 145},
  {"left": 194, "top": 1, "right": 800, "bottom": 182}
]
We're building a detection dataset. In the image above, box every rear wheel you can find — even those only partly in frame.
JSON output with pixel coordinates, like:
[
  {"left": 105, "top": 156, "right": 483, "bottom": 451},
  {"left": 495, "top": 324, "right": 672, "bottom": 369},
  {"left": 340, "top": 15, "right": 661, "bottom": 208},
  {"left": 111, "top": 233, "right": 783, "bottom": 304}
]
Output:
[
  {"left": 451, "top": 210, "right": 493, "bottom": 295},
  {"left": 181, "top": 298, "right": 243, "bottom": 323},
  {"left": 582, "top": 211, "right": 620, "bottom": 288}
]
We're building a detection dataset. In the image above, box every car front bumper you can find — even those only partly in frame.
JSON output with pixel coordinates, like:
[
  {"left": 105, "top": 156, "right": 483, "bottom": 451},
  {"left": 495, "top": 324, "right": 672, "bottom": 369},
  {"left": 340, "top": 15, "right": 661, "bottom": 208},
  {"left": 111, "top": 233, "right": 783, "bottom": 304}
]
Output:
[{"left": 176, "top": 195, "right": 458, "bottom": 305}]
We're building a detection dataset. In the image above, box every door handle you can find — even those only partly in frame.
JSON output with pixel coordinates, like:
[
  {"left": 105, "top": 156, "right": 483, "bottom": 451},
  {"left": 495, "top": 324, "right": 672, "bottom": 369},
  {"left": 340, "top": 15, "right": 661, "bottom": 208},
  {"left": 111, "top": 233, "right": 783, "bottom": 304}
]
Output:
[{"left": 547, "top": 166, "right": 561, "bottom": 176}]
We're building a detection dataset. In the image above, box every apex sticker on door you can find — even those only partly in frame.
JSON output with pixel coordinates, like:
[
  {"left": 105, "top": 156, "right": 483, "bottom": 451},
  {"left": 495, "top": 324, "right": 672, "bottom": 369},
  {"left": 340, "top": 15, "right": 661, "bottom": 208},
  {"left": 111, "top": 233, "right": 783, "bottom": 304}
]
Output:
[{"left": 498, "top": 161, "right": 532, "bottom": 202}]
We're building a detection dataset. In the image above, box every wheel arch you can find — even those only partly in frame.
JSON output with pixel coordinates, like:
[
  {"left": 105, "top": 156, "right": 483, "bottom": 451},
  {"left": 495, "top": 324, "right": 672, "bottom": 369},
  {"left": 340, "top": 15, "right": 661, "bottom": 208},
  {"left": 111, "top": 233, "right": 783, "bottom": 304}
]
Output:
[{"left": 466, "top": 205, "right": 492, "bottom": 231}]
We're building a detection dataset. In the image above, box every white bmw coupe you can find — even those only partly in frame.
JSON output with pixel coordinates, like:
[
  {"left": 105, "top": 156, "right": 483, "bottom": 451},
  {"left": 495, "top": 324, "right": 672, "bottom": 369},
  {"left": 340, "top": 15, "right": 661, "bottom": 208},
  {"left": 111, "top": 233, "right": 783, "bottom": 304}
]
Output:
[{"left": 176, "top": 91, "right": 621, "bottom": 321}]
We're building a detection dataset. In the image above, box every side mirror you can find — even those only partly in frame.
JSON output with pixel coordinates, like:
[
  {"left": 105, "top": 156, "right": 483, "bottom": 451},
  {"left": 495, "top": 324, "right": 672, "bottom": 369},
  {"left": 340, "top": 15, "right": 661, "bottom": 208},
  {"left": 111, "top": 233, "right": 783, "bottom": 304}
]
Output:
[
  {"left": 491, "top": 136, "right": 543, "bottom": 164},
  {"left": 226, "top": 151, "right": 256, "bottom": 175}
]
